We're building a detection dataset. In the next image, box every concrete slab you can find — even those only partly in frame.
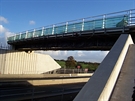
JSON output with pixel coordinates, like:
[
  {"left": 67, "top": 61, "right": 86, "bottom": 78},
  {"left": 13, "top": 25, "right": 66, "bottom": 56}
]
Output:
[{"left": 110, "top": 44, "right": 135, "bottom": 101}]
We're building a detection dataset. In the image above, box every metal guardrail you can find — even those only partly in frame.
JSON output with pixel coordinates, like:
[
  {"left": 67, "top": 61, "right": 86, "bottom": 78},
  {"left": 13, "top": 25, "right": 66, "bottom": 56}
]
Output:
[{"left": 7, "top": 9, "right": 135, "bottom": 42}]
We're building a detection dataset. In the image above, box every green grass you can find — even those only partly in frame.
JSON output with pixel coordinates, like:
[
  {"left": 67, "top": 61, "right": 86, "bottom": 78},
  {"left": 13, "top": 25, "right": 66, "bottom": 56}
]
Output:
[
  {"left": 55, "top": 60, "right": 100, "bottom": 71},
  {"left": 56, "top": 60, "right": 66, "bottom": 68}
]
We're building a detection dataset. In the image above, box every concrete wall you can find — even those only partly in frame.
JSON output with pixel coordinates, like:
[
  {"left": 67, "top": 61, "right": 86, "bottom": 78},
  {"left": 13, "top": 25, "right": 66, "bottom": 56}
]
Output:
[
  {"left": 0, "top": 50, "right": 61, "bottom": 74},
  {"left": 74, "top": 34, "right": 133, "bottom": 101},
  {"left": 0, "top": 49, "right": 6, "bottom": 74},
  {"left": 36, "top": 54, "right": 60, "bottom": 74}
]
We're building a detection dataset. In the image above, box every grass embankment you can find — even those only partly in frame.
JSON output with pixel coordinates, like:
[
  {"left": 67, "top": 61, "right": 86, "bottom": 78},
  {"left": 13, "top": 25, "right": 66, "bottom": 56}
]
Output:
[{"left": 56, "top": 60, "right": 100, "bottom": 71}]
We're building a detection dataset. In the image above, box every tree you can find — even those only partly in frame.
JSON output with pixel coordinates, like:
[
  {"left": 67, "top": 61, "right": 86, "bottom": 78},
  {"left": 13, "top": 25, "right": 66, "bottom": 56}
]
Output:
[
  {"left": 65, "top": 56, "right": 76, "bottom": 69},
  {"left": 76, "top": 63, "right": 82, "bottom": 69}
]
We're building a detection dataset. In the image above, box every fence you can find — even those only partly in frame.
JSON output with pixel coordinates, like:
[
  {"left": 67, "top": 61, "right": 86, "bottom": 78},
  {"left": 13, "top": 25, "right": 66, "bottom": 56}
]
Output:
[{"left": 53, "top": 68, "right": 92, "bottom": 74}]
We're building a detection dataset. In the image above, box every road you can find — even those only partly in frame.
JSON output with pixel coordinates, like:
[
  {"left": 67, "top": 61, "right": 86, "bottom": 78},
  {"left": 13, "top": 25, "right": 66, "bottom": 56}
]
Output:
[{"left": 0, "top": 81, "right": 85, "bottom": 101}]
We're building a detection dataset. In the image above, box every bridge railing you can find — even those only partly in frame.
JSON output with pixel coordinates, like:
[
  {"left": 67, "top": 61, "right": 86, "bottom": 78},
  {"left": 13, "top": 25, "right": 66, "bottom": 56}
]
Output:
[{"left": 7, "top": 9, "right": 135, "bottom": 42}]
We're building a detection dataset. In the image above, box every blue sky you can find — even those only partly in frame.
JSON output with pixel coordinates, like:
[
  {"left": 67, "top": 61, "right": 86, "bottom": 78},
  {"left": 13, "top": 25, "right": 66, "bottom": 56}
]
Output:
[{"left": 0, "top": 0, "right": 134, "bottom": 62}]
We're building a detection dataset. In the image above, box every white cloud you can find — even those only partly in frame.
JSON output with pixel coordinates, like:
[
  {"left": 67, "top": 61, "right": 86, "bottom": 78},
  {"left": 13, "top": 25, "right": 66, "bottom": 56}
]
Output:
[
  {"left": 0, "top": 16, "right": 8, "bottom": 24},
  {"left": 0, "top": 24, "right": 14, "bottom": 45},
  {"left": 72, "top": 51, "right": 109, "bottom": 62},
  {"left": 76, "top": 51, "right": 85, "bottom": 57},
  {"left": 0, "top": 24, "right": 14, "bottom": 37},
  {"left": 37, "top": 50, "right": 67, "bottom": 57},
  {"left": 0, "top": 31, "right": 14, "bottom": 45},
  {"left": 38, "top": 50, "right": 109, "bottom": 63},
  {"left": 63, "top": 51, "right": 67, "bottom": 56},
  {"left": 0, "top": 17, "right": 9, "bottom": 45},
  {"left": 0, "top": 25, "right": 8, "bottom": 34},
  {"left": 0, "top": 16, "right": 15, "bottom": 45},
  {"left": 29, "top": 20, "right": 35, "bottom": 25}
]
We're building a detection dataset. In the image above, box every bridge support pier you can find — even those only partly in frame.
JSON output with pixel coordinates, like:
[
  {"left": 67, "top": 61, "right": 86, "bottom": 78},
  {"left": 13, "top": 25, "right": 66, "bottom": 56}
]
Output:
[{"left": 74, "top": 34, "right": 133, "bottom": 101}]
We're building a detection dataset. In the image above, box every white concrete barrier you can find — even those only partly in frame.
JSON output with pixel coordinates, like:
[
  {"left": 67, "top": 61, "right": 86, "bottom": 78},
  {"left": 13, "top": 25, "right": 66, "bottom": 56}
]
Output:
[
  {"left": 0, "top": 73, "right": 93, "bottom": 79},
  {"left": 27, "top": 78, "right": 89, "bottom": 86},
  {"left": 74, "top": 34, "right": 133, "bottom": 101}
]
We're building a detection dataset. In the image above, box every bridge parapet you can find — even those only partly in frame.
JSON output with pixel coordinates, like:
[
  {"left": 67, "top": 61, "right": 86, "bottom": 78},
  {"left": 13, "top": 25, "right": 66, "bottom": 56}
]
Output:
[{"left": 7, "top": 9, "right": 135, "bottom": 43}]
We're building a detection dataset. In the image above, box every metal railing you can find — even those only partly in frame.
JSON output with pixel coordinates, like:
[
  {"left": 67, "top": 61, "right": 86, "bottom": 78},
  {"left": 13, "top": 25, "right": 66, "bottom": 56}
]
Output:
[{"left": 7, "top": 9, "right": 135, "bottom": 42}]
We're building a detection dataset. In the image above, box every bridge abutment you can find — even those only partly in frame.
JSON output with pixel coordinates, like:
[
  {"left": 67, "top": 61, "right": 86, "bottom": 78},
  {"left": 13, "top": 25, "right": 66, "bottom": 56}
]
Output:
[{"left": 0, "top": 50, "right": 61, "bottom": 74}]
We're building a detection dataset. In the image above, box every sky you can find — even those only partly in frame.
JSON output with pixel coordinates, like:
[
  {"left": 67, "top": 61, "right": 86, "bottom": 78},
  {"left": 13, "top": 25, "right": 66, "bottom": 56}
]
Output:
[{"left": 0, "top": 0, "right": 134, "bottom": 62}]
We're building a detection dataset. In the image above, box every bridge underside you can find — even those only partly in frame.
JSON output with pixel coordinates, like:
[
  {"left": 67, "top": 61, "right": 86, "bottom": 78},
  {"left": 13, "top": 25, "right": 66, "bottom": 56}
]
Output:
[
  {"left": 8, "top": 26, "right": 135, "bottom": 51},
  {"left": 13, "top": 34, "right": 120, "bottom": 51}
]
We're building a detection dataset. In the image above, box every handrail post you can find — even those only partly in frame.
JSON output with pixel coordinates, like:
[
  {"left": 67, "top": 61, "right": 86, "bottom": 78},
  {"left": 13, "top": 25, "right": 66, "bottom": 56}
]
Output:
[
  {"left": 82, "top": 19, "right": 84, "bottom": 31},
  {"left": 14, "top": 34, "right": 16, "bottom": 41},
  {"left": 129, "top": 10, "right": 132, "bottom": 26},
  {"left": 41, "top": 27, "right": 44, "bottom": 36},
  {"left": 25, "top": 31, "right": 28, "bottom": 39},
  {"left": 33, "top": 29, "right": 35, "bottom": 38},
  {"left": 52, "top": 25, "right": 55, "bottom": 35},
  {"left": 65, "top": 22, "right": 68, "bottom": 33},
  {"left": 103, "top": 15, "right": 106, "bottom": 29},
  {"left": 93, "top": 19, "right": 95, "bottom": 30},
  {"left": 19, "top": 33, "right": 21, "bottom": 39}
]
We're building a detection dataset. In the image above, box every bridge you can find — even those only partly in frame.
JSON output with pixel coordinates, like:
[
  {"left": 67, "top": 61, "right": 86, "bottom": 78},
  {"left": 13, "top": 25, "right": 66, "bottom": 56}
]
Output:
[
  {"left": 4, "top": 9, "right": 135, "bottom": 101},
  {"left": 7, "top": 9, "right": 135, "bottom": 51}
]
